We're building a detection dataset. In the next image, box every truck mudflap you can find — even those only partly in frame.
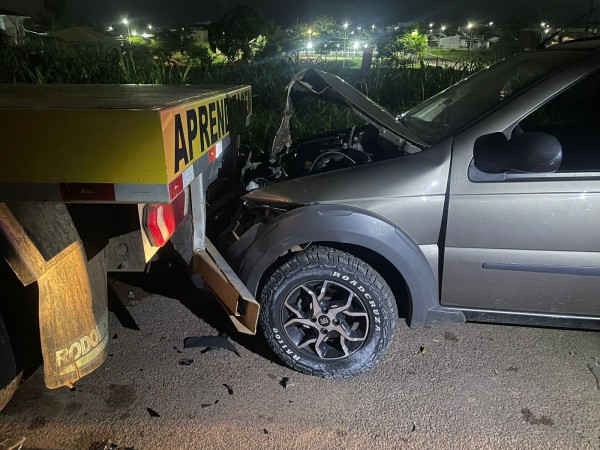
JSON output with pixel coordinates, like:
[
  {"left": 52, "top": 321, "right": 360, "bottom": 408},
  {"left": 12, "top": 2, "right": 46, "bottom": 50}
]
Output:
[
  {"left": 0, "top": 203, "right": 108, "bottom": 389},
  {"left": 193, "top": 239, "right": 259, "bottom": 335}
]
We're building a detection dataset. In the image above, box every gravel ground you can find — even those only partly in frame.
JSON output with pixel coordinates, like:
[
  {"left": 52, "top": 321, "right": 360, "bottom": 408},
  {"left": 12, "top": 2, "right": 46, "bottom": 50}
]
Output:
[{"left": 0, "top": 262, "right": 599, "bottom": 450}]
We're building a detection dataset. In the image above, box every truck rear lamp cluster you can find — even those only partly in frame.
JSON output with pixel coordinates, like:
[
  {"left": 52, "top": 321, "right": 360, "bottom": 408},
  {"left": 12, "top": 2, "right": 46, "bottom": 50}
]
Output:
[{"left": 143, "top": 192, "right": 187, "bottom": 247}]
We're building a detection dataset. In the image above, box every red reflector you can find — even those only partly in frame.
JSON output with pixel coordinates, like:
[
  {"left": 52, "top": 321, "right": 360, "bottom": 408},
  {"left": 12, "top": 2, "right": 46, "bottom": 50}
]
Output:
[{"left": 143, "top": 193, "right": 186, "bottom": 247}]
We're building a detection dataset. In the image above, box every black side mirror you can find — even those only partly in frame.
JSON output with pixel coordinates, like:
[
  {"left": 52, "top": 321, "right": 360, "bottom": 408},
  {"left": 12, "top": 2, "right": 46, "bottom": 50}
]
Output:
[{"left": 473, "top": 131, "right": 562, "bottom": 173}]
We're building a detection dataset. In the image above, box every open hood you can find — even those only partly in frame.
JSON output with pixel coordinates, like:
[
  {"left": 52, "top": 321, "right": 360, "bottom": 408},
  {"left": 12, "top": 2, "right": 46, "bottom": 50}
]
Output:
[{"left": 270, "top": 68, "right": 425, "bottom": 161}]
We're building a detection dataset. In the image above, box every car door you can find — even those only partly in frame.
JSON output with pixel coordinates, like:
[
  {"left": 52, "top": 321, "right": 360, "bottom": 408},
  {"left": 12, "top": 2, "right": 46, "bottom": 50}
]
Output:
[{"left": 441, "top": 68, "right": 600, "bottom": 317}]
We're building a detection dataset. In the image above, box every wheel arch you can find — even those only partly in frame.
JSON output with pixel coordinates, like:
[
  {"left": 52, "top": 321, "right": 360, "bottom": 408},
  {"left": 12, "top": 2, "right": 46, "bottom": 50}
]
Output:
[{"left": 230, "top": 204, "right": 464, "bottom": 327}]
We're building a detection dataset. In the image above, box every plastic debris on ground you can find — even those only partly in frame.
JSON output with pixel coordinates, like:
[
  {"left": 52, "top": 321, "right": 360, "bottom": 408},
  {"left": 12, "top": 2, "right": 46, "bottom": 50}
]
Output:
[
  {"left": 146, "top": 407, "right": 160, "bottom": 417},
  {"left": 201, "top": 400, "right": 219, "bottom": 409},
  {"left": 223, "top": 384, "right": 234, "bottom": 395},
  {"left": 279, "top": 377, "right": 295, "bottom": 389},
  {"left": 183, "top": 333, "right": 240, "bottom": 357},
  {"left": 178, "top": 359, "right": 194, "bottom": 366}
]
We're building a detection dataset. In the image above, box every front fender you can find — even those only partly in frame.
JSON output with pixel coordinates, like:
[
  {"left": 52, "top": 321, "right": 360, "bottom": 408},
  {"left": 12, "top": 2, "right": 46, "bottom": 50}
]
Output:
[{"left": 229, "top": 204, "right": 464, "bottom": 327}]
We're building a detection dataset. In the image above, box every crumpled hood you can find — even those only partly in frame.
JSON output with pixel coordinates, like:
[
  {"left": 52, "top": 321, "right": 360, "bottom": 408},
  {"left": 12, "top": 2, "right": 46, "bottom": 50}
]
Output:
[{"left": 270, "top": 69, "right": 425, "bottom": 161}]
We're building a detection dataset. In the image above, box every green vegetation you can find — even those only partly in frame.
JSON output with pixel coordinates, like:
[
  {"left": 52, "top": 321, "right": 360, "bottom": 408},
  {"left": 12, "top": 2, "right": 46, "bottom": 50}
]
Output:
[{"left": 0, "top": 38, "right": 475, "bottom": 153}]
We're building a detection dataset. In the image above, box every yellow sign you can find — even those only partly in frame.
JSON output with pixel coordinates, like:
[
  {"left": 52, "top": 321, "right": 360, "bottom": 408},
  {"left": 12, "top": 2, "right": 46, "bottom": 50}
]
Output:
[{"left": 161, "top": 87, "right": 251, "bottom": 181}]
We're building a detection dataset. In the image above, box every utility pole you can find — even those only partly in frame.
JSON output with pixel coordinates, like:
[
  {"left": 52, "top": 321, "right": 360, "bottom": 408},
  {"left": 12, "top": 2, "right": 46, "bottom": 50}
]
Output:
[{"left": 585, "top": 0, "right": 595, "bottom": 37}]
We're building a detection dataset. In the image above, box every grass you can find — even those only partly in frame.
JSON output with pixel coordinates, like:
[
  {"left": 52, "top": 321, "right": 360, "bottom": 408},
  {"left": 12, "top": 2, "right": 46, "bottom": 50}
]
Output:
[{"left": 0, "top": 42, "right": 479, "bottom": 153}]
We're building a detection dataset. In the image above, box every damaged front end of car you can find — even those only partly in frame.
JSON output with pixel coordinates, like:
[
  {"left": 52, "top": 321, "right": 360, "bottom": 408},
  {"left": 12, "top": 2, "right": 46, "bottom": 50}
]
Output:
[{"left": 226, "top": 68, "right": 428, "bottom": 246}]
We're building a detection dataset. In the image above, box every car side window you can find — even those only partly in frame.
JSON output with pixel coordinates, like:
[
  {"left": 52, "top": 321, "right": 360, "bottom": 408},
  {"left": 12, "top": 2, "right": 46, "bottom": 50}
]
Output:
[{"left": 518, "top": 71, "right": 600, "bottom": 172}]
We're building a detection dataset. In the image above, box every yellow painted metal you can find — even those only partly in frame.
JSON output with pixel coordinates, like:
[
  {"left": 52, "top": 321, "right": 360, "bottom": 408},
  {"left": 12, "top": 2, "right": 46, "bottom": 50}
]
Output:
[{"left": 0, "top": 84, "right": 252, "bottom": 186}]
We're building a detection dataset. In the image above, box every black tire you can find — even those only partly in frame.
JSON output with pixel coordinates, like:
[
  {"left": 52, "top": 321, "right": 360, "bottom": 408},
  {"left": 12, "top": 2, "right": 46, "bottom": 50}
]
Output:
[{"left": 260, "top": 246, "right": 397, "bottom": 378}]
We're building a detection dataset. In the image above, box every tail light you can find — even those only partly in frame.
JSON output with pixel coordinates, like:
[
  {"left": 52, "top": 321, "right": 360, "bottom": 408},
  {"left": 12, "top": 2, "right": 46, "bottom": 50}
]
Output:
[{"left": 142, "top": 192, "right": 187, "bottom": 247}]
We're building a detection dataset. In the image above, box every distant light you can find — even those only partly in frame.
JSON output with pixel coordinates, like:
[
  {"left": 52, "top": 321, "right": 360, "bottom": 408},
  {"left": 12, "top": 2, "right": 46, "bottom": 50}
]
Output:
[
  {"left": 364, "top": 43, "right": 368, "bottom": 48},
  {"left": 411, "top": 30, "right": 418, "bottom": 35},
  {"left": 371, "top": 24, "right": 375, "bottom": 30},
  {"left": 344, "top": 22, "right": 348, "bottom": 29},
  {"left": 307, "top": 42, "right": 313, "bottom": 49},
  {"left": 441, "top": 25, "right": 446, "bottom": 31},
  {"left": 429, "top": 29, "right": 433, "bottom": 33},
  {"left": 148, "top": 24, "right": 153, "bottom": 30},
  {"left": 544, "top": 28, "right": 550, "bottom": 33},
  {"left": 541, "top": 22, "right": 546, "bottom": 27},
  {"left": 336, "top": 43, "right": 340, "bottom": 47},
  {"left": 429, "top": 23, "right": 434, "bottom": 27},
  {"left": 122, "top": 18, "right": 128, "bottom": 25},
  {"left": 132, "top": 30, "right": 137, "bottom": 36},
  {"left": 142, "top": 32, "right": 150, "bottom": 38},
  {"left": 489, "top": 21, "right": 494, "bottom": 26},
  {"left": 353, "top": 41, "right": 358, "bottom": 49},
  {"left": 107, "top": 26, "right": 113, "bottom": 32},
  {"left": 308, "top": 28, "right": 312, "bottom": 35},
  {"left": 467, "top": 22, "right": 474, "bottom": 29}
]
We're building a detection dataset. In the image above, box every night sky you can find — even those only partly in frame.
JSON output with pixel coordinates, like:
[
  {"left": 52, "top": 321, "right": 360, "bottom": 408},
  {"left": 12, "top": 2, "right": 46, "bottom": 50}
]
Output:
[{"left": 1, "top": 0, "right": 592, "bottom": 27}]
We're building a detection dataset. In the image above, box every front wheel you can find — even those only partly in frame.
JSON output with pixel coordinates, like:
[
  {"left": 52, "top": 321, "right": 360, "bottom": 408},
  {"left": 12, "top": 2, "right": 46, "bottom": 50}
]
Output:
[{"left": 260, "top": 246, "right": 397, "bottom": 378}]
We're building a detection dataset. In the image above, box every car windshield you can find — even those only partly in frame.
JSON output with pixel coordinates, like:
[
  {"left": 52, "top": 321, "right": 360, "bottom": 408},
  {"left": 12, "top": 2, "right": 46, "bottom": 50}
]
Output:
[{"left": 400, "top": 50, "right": 589, "bottom": 144}]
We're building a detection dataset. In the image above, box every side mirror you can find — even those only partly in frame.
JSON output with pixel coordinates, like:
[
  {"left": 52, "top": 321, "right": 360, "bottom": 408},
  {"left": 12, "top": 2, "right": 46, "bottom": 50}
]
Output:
[{"left": 473, "top": 131, "right": 562, "bottom": 173}]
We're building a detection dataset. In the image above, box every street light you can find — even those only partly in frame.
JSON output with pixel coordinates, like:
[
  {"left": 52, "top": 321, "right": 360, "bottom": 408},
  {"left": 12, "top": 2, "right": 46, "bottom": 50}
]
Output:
[
  {"left": 121, "top": 17, "right": 131, "bottom": 43},
  {"left": 343, "top": 22, "right": 348, "bottom": 56},
  {"left": 439, "top": 25, "right": 446, "bottom": 48}
]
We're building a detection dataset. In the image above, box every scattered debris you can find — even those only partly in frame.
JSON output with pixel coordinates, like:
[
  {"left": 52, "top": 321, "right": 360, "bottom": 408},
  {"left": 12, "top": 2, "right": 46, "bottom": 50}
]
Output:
[
  {"left": 263, "top": 429, "right": 269, "bottom": 435},
  {"left": 69, "top": 386, "right": 77, "bottom": 392},
  {"left": 410, "top": 421, "right": 418, "bottom": 432},
  {"left": 103, "top": 441, "right": 118, "bottom": 450},
  {"left": 112, "top": 334, "right": 118, "bottom": 340},
  {"left": 443, "top": 331, "right": 459, "bottom": 342},
  {"left": 507, "top": 366, "right": 519, "bottom": 373},
  {"left": 178, "top": 359, "right": 194, "bottom": 366},
  {"left": 87, "top": 441, "right": 117, "bottom": 450},
  {"left": 494, "top": 369, "right": 500, "bottom": 375},
  {"left": 183, "top": 334, "right": 240, "bottom": 357},
  {"left": 146, "top": 407, "right": 160, "bottom": 418},
  {"left": 432, "top": 339, "right": 440, "bottom": 343},
  {"left": 223, "top": 384, "right": 234, "bottom": 395},
  {"left": 279, "top": 377, "right": 295, "bottom": 389},
  {"left": 127, "top": 291, "right": 136, "bottom": 299},
  {"left": 0, "top": 437, "right": 26, "bottom": 450},
  {"left": 419, "top": 346, "right": 428, "bottom": 354},
  {"left": 173, "top": 346, "right": 183, "bottom": 354},
  {"left": 201, "top": 400, "right": 219, "bottom": 409},
  {"left": 521, "top": 407, "right": 553, "bottom": 426},
  {"left": 588, "top": 363, "right": 600, "bottom": 390}
]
